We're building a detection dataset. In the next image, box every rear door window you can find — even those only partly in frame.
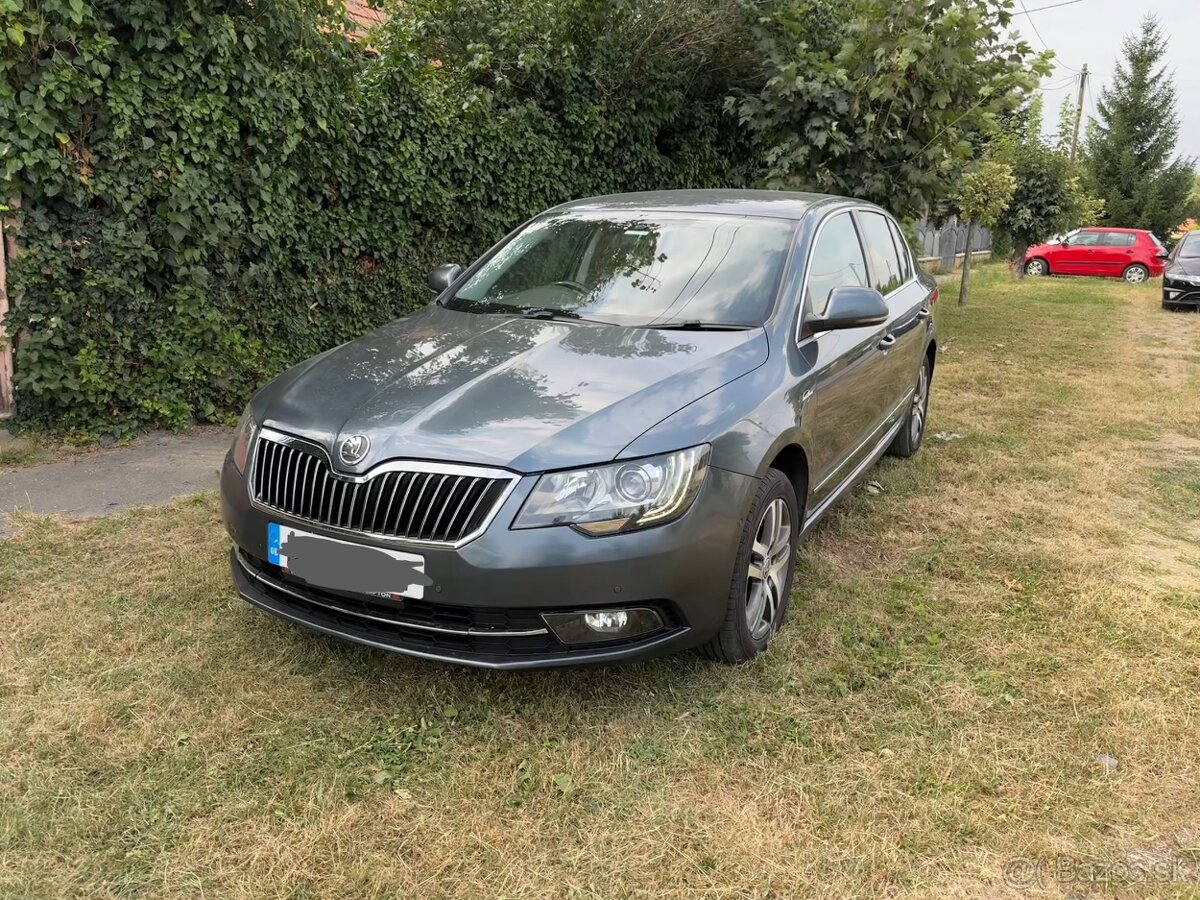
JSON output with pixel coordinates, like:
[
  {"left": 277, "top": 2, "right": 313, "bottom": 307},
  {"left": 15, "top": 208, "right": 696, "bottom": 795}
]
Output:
[
  {"left": 1099, "top": 232, "right": 1136, "bottom": 247},
  {"left": 886, "top": 218, "right": 913, "bottom": 282},
  {"left": 857, "top": 211, "right": 905, "bottom": 295},
  {"left": 806, "top": 212, "right": 868, "bottom": 315}
]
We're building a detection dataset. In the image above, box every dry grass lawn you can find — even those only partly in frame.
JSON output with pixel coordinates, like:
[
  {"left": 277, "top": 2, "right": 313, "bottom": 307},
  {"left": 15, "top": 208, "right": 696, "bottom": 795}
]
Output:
[{"left": 2, "top": 267, "right": 1199, "bottom": 898}]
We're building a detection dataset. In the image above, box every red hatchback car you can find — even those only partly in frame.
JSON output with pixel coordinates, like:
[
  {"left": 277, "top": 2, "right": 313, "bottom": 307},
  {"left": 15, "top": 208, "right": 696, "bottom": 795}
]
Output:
[{"left": 1024, "top": 227, "right": 1168, "bottom": 283}]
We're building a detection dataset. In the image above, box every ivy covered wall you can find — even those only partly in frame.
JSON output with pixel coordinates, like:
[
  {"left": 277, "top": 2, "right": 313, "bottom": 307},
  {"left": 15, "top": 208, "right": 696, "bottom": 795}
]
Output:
[{"left": 1, "top": 0, "right": 752, "bottom": 432}]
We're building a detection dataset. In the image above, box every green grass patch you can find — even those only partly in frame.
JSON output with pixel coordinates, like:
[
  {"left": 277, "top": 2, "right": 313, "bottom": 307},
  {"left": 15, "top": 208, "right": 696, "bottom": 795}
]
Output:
[{"left": 3, "top": 272, "right": 1200, "bottom": 898}]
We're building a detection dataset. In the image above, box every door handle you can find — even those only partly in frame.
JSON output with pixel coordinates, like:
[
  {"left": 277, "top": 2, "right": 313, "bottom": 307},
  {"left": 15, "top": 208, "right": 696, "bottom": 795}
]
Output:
[{"left": 878, "top": 334, "right": 897, "bottom": 351}]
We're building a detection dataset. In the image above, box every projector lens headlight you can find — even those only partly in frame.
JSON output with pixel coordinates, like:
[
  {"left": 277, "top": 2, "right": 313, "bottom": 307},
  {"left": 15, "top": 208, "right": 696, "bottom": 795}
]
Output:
[{"left": 514, "top": 445, "right": 710, "bottom": 535}]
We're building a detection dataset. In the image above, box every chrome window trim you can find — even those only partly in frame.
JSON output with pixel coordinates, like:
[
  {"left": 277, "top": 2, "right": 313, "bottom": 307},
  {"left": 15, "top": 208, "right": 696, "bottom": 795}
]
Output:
[
  {"left": 247, "top": 426, "right": 521, "bottom": 550},
  {"left": 793, "top": 205, "right": 919, "bottom": 347}
]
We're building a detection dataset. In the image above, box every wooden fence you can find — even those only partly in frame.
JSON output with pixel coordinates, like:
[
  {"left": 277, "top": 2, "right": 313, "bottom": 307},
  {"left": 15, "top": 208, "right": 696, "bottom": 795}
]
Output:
[{"left": 0, "top": 210, "right": 13, "bottom": 420}]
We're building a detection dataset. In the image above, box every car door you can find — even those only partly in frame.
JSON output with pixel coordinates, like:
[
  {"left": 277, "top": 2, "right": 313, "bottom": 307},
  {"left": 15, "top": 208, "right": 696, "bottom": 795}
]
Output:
[
  {"left": 797, "top": 211, "right": 890, "bottom": 505},
  {"left": 855, "top": 210, "right": 926, "bottom": 418},
  {"left": 1097, "top": 230, "right": 1137, "bottom": 276},
  {"left": 1055, "top": 229, "right": 1102, "bottom": 274}
]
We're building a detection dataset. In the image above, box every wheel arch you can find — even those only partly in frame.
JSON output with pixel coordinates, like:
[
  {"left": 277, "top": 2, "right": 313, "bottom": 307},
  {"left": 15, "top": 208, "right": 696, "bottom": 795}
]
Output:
[{"left": 763, "top": 440, "right": 809, "bottom": 518}]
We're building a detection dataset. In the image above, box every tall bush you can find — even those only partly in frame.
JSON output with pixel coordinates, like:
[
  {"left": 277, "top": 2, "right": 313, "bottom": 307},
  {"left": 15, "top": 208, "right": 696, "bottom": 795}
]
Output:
[{"left": 1, "top": 0, "right": 752, "bottom": 433}]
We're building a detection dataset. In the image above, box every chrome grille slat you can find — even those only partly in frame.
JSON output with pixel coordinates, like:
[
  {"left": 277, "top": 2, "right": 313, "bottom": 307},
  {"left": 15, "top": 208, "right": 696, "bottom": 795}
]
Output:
[
  {"left": 415, "top": 474, "right": 448, "bottom": 540},
  {"left": 404, "top": 473, "right": 433, "bottom": 536},
  {"left": 249, "top": 433, "right": 513, "bottom": 546},
  {"left": 430, "top": 476, "right": 464, "bottom": 542}
]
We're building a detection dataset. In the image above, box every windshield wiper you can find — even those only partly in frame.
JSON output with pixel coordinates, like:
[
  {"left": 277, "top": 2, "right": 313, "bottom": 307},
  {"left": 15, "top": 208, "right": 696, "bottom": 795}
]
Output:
[
  {"left": 516, "top": 307, "right": 618, "bottom": 326},
  {"left": 643, "top": 320, "right": 752, "bottom": 331},
  {"left": 518, "top": 306, "right": 582, "bottom": 320}
]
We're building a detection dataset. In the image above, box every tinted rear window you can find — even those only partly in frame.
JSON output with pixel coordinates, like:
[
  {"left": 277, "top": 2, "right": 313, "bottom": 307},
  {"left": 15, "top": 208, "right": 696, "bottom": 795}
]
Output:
[
  {"left": 887, "top": 218, "right": 913, "bottom": 281},
  {"left": 857, "top": 211, "right": 905, "bottom": 295}
]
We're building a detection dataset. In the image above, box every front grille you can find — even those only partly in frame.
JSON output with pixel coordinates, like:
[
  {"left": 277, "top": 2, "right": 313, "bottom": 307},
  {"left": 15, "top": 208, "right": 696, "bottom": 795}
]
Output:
[{"left": 251, "top": 432, "right": 513, "bottom": 544}]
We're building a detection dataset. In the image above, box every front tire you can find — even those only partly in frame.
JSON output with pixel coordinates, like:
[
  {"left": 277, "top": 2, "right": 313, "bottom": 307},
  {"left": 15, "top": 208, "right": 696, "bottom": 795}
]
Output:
[
  {"left": 699, "top": 469, "right": 799, "bottom": 665},
  {"left": 887, "top": 354, "right": 932, "bottom": 458},
  {"left": 1025, "top": 258, "right": 1048, "bottom": 277},
  {"left": 1123, "top": 264, "right": 1149, "bottom": 284}
]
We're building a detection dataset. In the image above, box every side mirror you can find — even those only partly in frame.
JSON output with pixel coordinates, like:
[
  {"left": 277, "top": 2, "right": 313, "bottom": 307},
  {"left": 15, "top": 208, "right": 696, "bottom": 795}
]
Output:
[
  {"left": 1060, "top": 238, "right": 1070, "bottom": 246},
  {"left": 428, "top": 263, "right": 463, "bottom": 295},
  {"left": 808, "top": 286, "right": 889, "bottom": 333}
]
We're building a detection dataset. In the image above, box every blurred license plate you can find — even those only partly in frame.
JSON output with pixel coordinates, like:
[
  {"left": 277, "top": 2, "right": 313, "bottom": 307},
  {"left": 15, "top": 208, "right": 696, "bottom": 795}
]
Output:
[{"left": 267, "top": 523, "right": 429, "bottom": 600}]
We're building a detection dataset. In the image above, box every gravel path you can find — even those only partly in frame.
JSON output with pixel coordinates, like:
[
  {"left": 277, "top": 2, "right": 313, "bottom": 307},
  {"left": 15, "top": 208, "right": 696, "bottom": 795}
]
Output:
[{"left": 0, "top": 428, "right": 233, "bottom": 537}]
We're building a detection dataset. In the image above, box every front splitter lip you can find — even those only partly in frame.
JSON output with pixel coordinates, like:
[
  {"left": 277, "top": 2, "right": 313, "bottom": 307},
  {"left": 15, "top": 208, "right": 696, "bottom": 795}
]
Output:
[{"left": 230, "top": 548, "right": 692, "bottom": 670}]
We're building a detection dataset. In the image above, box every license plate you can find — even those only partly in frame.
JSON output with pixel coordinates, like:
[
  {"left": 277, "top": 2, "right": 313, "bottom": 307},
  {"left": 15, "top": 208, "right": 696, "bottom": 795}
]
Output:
[{"left": 267, "top": 523, "right": 429, "bottom": 600}]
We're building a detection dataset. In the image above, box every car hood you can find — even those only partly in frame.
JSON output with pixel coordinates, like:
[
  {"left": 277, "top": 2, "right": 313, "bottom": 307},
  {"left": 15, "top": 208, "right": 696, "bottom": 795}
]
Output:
[
  {"left": 256, "top": 304, "right": 769, "bottom": 473},
  {"left": 1167, "top": 256, "right": 1200, "bottom": 276},
  {"left": 1026, "top": 242, "right": 1059, "bottom": 257}
]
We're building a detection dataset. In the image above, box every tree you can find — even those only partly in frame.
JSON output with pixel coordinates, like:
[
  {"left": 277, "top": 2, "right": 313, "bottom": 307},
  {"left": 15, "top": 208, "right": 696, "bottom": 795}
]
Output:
[
  {"left": 1052, "top": 94, "right": 1078, "bottom": 155},
  {"left": 731, "top": 0, "right": 1049, "bottom": 220},
  {"left": 954, "top": 160, "right": 1016, "bottom": 304},
  {"left": 1086, "top": 16, "right": 1195, "bottom": 238}
]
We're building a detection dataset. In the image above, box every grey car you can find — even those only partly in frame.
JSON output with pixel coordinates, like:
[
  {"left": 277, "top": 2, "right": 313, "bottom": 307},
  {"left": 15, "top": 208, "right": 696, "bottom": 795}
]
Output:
[{"left": 220, "top": 190, "right": 938, "bottom": 669}]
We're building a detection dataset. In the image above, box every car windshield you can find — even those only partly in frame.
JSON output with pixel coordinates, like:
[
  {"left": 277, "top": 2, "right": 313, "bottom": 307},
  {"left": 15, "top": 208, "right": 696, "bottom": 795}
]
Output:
[
  {"left": 1178, "top": 235, "right": 1200, "bottom": 258},
  {"left": 447, "top": 212, "right": 796, "bottom": 327}
]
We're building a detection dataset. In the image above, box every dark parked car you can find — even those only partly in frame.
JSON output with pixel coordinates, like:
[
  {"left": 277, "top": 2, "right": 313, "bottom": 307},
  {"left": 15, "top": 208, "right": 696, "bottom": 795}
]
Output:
[
  {"left": 1024, "top": 227, "right": 1168, "bottom": 283},
  {"left": 1163, "top": 232, "right": 1200, "bottom": 310},
  {"left": 221, "top": 191, "right": 938, "bottom": 669}
]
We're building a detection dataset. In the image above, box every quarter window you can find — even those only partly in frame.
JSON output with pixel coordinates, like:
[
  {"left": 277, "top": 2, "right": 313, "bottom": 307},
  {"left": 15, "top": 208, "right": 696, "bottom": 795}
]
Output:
[
  {"left": 1099, "top": 232, "right": 1136, "bottom": 247},
  {"left": 806, "top": 213, "right": 868, "bottom": 315},
  {"left": 858, "top": 211, "right": 905, "bottom": 295}
]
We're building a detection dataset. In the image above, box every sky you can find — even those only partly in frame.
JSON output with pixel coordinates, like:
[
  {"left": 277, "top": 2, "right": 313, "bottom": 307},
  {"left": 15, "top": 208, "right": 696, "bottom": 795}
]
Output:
[{"left": 1010, "top": 0, "right": 1199, "bottom": 162}]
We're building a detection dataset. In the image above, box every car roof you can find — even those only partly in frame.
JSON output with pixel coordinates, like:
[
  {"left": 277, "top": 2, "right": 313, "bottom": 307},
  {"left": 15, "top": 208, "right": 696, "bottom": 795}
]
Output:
[
  {"left": 1080, "top": 226, "right": 1148, "bottom": 234},
  {"left": 548, "top": 189, "right": 863, "bottom": 222}
]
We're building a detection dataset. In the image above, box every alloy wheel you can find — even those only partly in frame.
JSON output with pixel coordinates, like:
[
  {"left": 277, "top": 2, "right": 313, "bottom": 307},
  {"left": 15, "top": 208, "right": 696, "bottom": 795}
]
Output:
[
  {"left": 1025, "top": 259, "right": 1046, "bottom": 276},
  {"left": 910, "top": 362, "right": 929, "bottom": 445},
  {"left": 1124, "top": 266, "right": 1148, "bottom": 284},
  {"left": 746, "top": 498, "right": 792, "bottom": 641}
]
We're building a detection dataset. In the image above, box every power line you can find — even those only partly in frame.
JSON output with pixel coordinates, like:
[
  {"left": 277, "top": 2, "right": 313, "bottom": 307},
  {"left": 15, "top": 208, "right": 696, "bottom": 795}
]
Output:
[
  {"left": 1017, "top": 0, "right": 1081, "bottom": 73},
  {"left": 1014, "top": 0, "right": 1091, "bottom": 14},
  {"left": 1038, "top": 76, "right": 1078, "bottom": 92}
]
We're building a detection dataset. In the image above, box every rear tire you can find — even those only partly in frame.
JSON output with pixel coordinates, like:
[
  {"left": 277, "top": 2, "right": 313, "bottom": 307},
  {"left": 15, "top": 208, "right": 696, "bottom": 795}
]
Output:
[
  {"left": 1123, "top": 264, "right": 1149, "bottom": 284},
  {"left": 887, "top": 354, "right": 932, "bottom": 458},
  {"left": 1025, "top": 258, "right": 1048, "bottom": 277},
  {"left": 698, "top": 469, "right": 799, "bottom": 665}
]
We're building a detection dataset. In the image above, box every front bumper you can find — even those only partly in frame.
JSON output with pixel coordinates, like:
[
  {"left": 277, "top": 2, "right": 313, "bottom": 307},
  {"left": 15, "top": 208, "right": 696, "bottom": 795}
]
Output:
[
  {"left": 220, "top": 452, "right": 757, "bottom": 668},
  {"left": 1163, "top": 282, "right": 1200, "bottom": 308}
]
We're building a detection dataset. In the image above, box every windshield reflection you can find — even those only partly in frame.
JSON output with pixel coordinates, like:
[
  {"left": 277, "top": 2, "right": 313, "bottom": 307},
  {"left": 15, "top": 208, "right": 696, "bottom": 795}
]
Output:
[{"left": 447, "top": 213, "right": 795, "bottom": 327}]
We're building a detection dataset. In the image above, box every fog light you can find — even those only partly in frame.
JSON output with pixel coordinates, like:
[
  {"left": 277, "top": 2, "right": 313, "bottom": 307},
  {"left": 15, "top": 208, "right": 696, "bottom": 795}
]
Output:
[
  {"left": 584, "top": 610, "right": 627, "bottom": 632},
  {"left": 542, "top": 607, "right": 664, "bottom": 645}
]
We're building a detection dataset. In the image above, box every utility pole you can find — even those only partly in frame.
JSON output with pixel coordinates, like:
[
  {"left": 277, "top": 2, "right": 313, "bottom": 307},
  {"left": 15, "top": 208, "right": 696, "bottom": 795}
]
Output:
[{"left": 1070, "top": 63, "right": 1089, "bottom": 162}]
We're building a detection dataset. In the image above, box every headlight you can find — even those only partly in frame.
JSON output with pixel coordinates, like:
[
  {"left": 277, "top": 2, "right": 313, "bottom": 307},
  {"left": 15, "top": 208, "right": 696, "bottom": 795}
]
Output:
[
  {"left": 1173, "top": 274, "right": 1200, "bottom": 285},
  {"left": 231, "top": 404, "right": 258, "bottom": 474},
  {"left": 513, "top": 445, "right": 710, "bottom": 535}
]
